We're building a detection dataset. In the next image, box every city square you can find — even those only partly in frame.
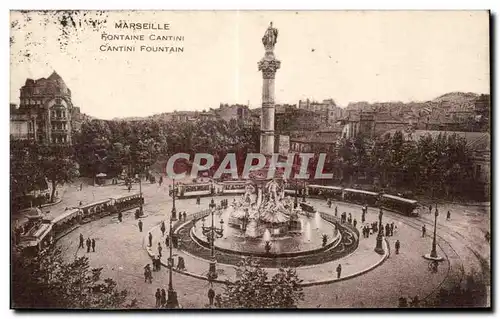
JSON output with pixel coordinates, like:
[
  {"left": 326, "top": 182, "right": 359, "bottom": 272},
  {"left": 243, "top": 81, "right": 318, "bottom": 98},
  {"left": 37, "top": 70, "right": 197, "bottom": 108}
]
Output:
[{"left": 10, "top": 11, "right": 490, "bottom": 309}]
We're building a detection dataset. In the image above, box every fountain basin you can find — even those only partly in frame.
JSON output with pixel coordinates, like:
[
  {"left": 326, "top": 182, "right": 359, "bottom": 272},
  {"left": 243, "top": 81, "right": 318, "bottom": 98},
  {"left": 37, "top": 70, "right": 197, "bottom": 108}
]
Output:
[{"left": 190, "top": 214, "right": 340, "bottom": 258}]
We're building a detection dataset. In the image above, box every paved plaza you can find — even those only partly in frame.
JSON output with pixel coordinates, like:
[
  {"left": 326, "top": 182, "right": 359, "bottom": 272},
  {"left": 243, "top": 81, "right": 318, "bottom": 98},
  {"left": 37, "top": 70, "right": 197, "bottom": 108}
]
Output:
[{"left": 51, "top": 179, "right": 490, "bottom": 308}]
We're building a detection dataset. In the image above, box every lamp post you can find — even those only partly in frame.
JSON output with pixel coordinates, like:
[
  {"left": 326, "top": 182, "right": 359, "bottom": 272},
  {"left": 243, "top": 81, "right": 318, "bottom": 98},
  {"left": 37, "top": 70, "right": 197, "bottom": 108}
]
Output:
[
  {"left": 294, "top": 181, "right": 299, "bottom": 208},
  {"left": 374, "top": 208, "right": 385, "bottom": 254},
  {"left": 171, "top": 178, "right": 177, "bottom": 221},
  {"left": 430, "top": 206, "right": 439, "bottom": 258},
  {"left": 166, "top": 218, "right": 179, "bottom": 308},
  {"left": 202, "top": 199, "right": 224, "bottom": 281}
]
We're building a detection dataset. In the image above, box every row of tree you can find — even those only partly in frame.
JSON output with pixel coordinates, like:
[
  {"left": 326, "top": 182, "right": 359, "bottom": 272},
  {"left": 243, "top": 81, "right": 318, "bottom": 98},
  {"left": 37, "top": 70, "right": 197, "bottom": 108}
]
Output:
[
  {"left": 73, "top": 118, "right": 260, "bottom": 179},
  {"left": 330, "top": 131, "right": 480, "bottom": 199}
]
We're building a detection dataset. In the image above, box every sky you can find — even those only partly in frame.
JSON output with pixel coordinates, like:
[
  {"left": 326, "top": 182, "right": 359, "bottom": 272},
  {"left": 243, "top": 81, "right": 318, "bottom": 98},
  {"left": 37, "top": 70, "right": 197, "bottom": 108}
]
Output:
[{"left": 10, "top": 11, "right": 490, "bottom": 120}]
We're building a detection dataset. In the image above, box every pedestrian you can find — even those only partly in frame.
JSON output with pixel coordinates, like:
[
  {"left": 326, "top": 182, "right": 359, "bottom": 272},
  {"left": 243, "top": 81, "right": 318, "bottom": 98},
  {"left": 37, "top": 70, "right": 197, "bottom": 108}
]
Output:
[
  {"left": 446, "top": 211, "right": 451, "bottom": 221},
  {"left": 196, "top": 196, "right": 200, "bottom": 205},
  {"left": 148, "top": 232, "right": 153, "bottom": 247},
  {"left": 118, "top": 211, "right": 122, "bottom": 222},
  {"left": 79, "top": 233, "right": 84, "bottom": 248},
  {"left": 361, "top": 212, "right": 365, "bottom": 224},
  {"left": 177, "top": 256, "right": 186, "bottom": 271},
  {"left": 336, "top": 264, "right": 342, "bottom": 279},
  {"left": 422, "top": 225, "right": 426, "bottom": 237},
  {"left": 161, "top": 288, "right": 167, "bottom": 308},
  {"left": 335, "top": 206, "right": 338, "bottom": 217},
  {"left": 80, "top": 183, "right": 83, "bottom": 191},
  {"left": 208, "top": 287, "right": 215, "bottom": 307},
  {"left": 161, "top": 222, "right": 166, "bottom": 237},
  {"left": 144, "top": 264, "right": 151, "bottom": 282},
  {"left": 353, "top": 219, "right": 357, "bottom": 228},
  {"left": 165, "top": 235, "right": 170, "bottom": 248},
  {"left": 138, "top": 219, "right": 143, "bottom": 232},
  {"left": 327, "top": 198, "right": 332, "bottom": 208},
  {"left": 158, "top": 242, "right": 163, "bottom": 258},
  {"left": 390, "top": 222, "right": 395, "bottom": 236},
  {"left": 184, "top": 212, "right": 187, "bottom": 222},
  {"left": 91, "top": 238, "right": 96, "bottom": 252},
  {"left": 385, "top": 224, "right": 390, "bottom": 237},
  {"left": 395, "top": 240, "right": 401, "bottom": 254},
  {"left": 79, "top": 201, "right": 83, "bottom": 206},
  {"left": 86, "top": 238, "right": 91, "bottom": 253},
  {"left": 155, "top": 288, "right": 162, "bottom": 308}
]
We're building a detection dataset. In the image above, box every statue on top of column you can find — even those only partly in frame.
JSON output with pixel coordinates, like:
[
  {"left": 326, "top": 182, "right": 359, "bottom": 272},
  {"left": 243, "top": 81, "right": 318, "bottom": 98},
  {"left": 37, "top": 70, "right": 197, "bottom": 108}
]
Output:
[{"left": 262, "top": 22, "right": 278, "bottom": 50}]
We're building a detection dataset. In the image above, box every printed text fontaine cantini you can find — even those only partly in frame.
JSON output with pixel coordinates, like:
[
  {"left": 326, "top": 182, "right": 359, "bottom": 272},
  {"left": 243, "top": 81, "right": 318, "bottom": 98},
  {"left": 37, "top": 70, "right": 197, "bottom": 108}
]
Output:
[{"left": 99, "top": 22, "right": 184, "bottom": 53}]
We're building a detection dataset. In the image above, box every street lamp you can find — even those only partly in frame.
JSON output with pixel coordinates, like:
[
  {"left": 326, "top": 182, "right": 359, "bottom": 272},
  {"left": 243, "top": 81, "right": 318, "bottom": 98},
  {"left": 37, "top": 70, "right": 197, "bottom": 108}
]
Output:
[
  {"left": 202, "top": 201, "right": 224, "bottom": 281},
  {"left": 171, "top": 178, "right": 177, "bottom": 221},
  {"left": 166, "top": 218, "right": 179, "bottom": 308},
  {"left": 374, "top": 208, "right": 385, "bottom": 254},
  {"left": 430, "top": 206, "right": 439, "bottom": 258}
]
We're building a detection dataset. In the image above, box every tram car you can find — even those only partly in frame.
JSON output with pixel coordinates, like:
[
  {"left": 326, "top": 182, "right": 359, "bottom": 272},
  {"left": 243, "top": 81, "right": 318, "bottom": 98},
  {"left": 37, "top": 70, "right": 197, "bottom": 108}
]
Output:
[
  {"left": 220, "top": 181, "right": 247, "bottom": 195},
  {"left": 379, "top": 194, "right": 419, "bottom": 217},
  {"left": 178, "top": 182, "right": 213, "bottom": 198},
  {"left": 18, "top": 223, "right": 53, "bottom": 256},
  {"left": 111, "top": 193, "right": 144, "bottom": 212},
  {"left": 49, "top": 208, "right": 83, "bottom": 238},
  {"left": 79, "top": 199, "right": 113, "bottom": 221},
  {"left": 304, "top": 184, "right": 419, "bottom": 217},
  {"left": 308, "top": 184, "right": 343, "bottom": 200},
  {"left": 342, "top": 188, "right": 379, "bottom": 206}
]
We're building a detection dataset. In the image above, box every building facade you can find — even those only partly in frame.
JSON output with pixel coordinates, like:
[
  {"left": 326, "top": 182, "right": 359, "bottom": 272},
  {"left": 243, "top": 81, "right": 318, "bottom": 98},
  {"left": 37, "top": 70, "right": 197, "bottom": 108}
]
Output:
[{"left": 11, "top": 71, "right": 81, "bottom": 144}]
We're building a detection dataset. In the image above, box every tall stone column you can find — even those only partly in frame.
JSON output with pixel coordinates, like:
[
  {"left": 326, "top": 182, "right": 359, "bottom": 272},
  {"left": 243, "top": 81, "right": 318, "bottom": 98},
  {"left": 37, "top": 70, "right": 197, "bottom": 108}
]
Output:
[{"left": 258, "top": 22, "right": 281, "bottom": 156}]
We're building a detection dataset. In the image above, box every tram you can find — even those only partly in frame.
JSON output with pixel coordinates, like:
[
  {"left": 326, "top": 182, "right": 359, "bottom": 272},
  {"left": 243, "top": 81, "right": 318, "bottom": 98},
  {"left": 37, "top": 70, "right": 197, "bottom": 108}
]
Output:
[
  {"left": 111, "top": 193, "right": 144, "bottom": 212},
  {"left": 178, "top": 182, "right": 213, "bottom": 198},
  {"left": 379, "top": 194, "right": 419, "bottom": 217},
  {"left": 308, "top": 184, "right": 343, "bottom": 200}
]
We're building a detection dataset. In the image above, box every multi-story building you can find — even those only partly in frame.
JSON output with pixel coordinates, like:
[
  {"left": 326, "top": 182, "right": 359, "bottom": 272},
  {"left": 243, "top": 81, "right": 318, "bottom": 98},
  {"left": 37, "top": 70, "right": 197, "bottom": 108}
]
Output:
[
  {"left": 214, "top": 103, "right": 250, "bottom": 122},
  {"left": 298, "top": 98, "right": 344, "bottom": 124},
  {"left": 11, "top": 71, "right": 81, "bottom": 144}
]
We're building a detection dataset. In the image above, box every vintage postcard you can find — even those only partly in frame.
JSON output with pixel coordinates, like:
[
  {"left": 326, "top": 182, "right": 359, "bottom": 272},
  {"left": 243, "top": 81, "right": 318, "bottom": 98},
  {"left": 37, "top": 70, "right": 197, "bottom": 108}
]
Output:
[{"left": 10, "top": 10, "right": 491, "bottom": 309}]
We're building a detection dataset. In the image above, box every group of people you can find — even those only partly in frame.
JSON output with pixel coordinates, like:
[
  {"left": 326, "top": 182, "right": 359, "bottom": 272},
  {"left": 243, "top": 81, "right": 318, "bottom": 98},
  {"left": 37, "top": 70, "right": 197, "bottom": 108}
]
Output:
[
  {"left": 220, "top": 199, "right": 229, "bottom": 209},
  {"left": 79, "top": 233, "right": 96, "bottom": 253},
  {"left": 154, "top": 288, "right": 167, "bottom": 308}
]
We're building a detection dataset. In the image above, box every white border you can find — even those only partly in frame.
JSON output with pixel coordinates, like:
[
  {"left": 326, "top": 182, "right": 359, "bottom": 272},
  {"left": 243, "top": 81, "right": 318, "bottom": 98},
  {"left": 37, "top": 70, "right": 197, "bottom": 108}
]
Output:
[{"left": 2, "top": 1, "right": 497, "bottom": 319}]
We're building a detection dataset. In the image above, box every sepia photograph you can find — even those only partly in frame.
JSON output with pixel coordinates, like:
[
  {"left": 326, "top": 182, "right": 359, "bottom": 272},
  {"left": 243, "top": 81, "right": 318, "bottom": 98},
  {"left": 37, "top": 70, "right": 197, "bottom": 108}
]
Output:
[{"left": 9, "top": 10, "right": 491, "bottom": 309}]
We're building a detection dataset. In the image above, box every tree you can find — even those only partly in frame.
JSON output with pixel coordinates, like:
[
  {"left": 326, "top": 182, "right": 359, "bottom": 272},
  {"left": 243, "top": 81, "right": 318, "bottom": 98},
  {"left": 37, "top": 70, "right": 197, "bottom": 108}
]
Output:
[
  {"left": 12, "top": 247, "right": 137, "bottom": 309},
  {"left": 37, "top": 145, "right": 79, "bottom": 202},
  {"left": 219, "top": 259, "right": 304, "bottom": 308}
]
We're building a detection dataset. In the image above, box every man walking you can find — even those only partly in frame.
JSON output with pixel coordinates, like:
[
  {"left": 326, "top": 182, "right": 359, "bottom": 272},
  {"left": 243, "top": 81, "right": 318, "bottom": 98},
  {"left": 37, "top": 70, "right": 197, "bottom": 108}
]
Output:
[
  {"left": 79, "top": 233, "right": 84, "bottom": 248},
  {"left": 155, "top": 288, "right": 161, "bottom": 308},
  {"left": 161, "top": 289, "right": 167, "bottom": 308},
  {"left": 208, "top": 287, "right": 215, "bottom": 307},
  {"left": 138, "top": 219, "right": 143, "bottom": 232},
  {"left": 395, "top": 240, "right": 401, "bottom": 254},
  {"left": 86, "top": 237, "right": 91, "bottom": 253},
  {"left": 158, "top": 242, "right": 163, "bottom": 258},
  {"left": 446, "top": 211, "right": 451, "bottom": 221},
  {"left": 91, "top": 238, "right": 96, "bottom": 252},
  {"left": 336, "top": 264, "right": 342, "bottom": 279},
  {"left": 422, "top": 225, "right": 426, "bottom": 237},
  {"left": 148, "top": 232, "right": 153, "bottom": 247},
  {"left": 160, "top": 221, "right": 166, "bottom": 237}
]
